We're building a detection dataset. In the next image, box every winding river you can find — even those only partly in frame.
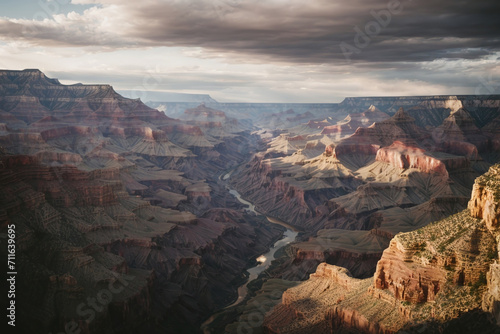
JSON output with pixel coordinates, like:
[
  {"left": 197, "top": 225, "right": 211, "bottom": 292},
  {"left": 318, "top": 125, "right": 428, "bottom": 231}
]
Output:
[
  {"left": 201, "top": 172, "right": 298, "bottom": 333},
  {"left": 225, "top": 189, "right": 298, "bottom": 308}
]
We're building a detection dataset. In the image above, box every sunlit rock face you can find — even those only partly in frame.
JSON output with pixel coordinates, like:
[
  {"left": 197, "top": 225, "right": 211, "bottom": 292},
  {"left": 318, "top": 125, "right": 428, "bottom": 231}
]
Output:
[
  {"left": 321, "top": 105, "right": 390, "bottom": 136},
  {"left": 231, "top": 95, "right": 500, "bottom": 282},
  {"left": 264, "top": 164, "right": 500, "bottom": 334},
  {"left": 375, "top": 141, "right": 451, "bottom": 176},
  {"left": 473, "top": 165, "right": 500, "bottom": 325},
  {"left": 469, "top": 164, "right": 500, "bottom": 233}
]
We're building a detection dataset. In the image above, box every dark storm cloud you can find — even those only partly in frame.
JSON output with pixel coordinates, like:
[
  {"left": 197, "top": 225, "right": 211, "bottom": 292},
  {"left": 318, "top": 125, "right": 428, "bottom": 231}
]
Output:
[
  {"left": 111, "top": 0, "right": 500, "bottom": 64},
  {"left": 0, "top": 0, "right": 499, "bottom": 64}
]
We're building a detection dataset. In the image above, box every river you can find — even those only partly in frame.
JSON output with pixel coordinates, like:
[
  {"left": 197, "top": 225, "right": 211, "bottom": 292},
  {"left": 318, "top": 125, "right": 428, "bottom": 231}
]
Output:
[
  {"left": 225, "top": 189, "right": 298, "bottom": 308},
  {"left": 201, "top": 173, "right": 298, "bottom": 332}
]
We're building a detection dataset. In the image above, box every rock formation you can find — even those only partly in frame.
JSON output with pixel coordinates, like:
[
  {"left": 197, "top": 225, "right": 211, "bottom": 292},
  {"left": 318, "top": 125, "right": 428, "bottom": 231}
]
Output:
[
  {"left": 231, "top": 98, "right": 498, "bottom": 281},
  {"left": 321, "top": 105, "right": 390, "bottom": 137},
  {"left": 264, "top": 163, "right": 500, "bottom": 333},
  {"left": 3, "top": 70, "right": 500, "bottom": 333},
  {"left": 0, "top": 69, "right": 283, "bottom": 333}
]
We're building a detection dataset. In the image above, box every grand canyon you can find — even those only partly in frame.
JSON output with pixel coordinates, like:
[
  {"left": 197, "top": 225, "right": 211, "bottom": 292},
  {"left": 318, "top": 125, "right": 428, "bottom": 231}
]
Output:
[{"left": 1, "top": 69, "right": 500, "bottom": 333}]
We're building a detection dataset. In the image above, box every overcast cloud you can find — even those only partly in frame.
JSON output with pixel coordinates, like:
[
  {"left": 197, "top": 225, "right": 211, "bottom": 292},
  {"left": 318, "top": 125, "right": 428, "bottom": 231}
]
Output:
[{"left": 0, "top": 0, "right": 498, "bottom": 102}]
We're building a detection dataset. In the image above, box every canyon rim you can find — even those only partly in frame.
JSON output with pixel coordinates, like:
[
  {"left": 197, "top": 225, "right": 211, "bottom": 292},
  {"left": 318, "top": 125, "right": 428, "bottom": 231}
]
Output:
[{"left": 1, "top": 0, "right": 500, "bottom": 333}]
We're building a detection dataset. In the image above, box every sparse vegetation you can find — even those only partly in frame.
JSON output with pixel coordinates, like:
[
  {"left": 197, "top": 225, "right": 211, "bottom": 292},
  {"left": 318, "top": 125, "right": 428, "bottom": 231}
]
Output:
[{"left": 487, "top": 247, "right": 497, "bottom": 260}]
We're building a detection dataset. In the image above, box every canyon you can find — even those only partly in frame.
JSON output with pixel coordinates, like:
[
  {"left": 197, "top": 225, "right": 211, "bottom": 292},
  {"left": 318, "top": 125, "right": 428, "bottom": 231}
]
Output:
[
  {"left": 1, "top": 69, "right": 500, "bottom": 333},
  {"left": 263, "top": 163, "right": 500, "bottom": 333},
  {"left": 0, "top": 70, "right": 283, "bottom": 333}
]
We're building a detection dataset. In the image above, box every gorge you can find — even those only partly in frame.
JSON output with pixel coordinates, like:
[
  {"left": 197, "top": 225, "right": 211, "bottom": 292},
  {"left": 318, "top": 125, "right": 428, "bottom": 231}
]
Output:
[{"left": 1, "top": 69, "right": 500, "bottom": 334}]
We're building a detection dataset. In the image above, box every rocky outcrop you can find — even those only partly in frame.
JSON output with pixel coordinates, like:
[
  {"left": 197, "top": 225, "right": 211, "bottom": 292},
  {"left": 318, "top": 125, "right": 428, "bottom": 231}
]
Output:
[
  {"left": 263, "top": 264, "right": 401, "bottom": 333},
  {"left": 321, "top": 105, "right": 390, "bottom": 137},
  {"left": 433, "top": 108, "right": 488, "bottom": 153},
  {"left": 468, "top": 164, "right": 500, "bottom": 233},
  {"left": 264, "top": 164, "right": 500, "bottom": 333},
  {"left": 376, "top": 141, "right": 448, "bottom": 175},
  {"left": 373, "top": 205, "right": 495, "bottom": 304},
  {"left": 232, "top": 102, "right": 497, "bottom": 283},
  {"left": 373, "top": 238, "right": 445, "bottom": 303},
  {"left": 476, "top": 165, "right": 500, "bottom": 325}
]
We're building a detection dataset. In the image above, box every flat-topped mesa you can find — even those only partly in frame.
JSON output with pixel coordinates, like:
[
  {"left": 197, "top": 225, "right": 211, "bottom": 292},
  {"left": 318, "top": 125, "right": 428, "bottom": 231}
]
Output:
[
  {"left": 0, "top": 69, "right": 61, "bottom": 87},
  {"left": 339, "top": 95, "right": 470, "bottom": 109},
  {"left": 440, "top": 140, "right": 480, "bottom": 160},
  {"left": 0, "top": 69, "right": 172, "bottom": 124},
  {"left": 339, "top": 95, "right": 500, "bottom": 128},
  {"left": 375, "top": 141, "right": 448, "bottom": 175},
  {"left": 184, "top": 104, "right": 226, "bottom": 118}
]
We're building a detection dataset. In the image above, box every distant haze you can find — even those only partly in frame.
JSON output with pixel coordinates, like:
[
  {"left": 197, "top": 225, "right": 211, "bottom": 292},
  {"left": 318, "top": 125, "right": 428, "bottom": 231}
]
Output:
[{"left": 118, "top": 90, "right": 218, "bottom": 103}]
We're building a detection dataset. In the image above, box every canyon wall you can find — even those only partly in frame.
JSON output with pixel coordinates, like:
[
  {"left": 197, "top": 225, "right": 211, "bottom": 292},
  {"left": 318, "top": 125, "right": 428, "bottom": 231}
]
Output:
[
  {"left": 264, "top": 163, "right": 500, "bottom": 333},
  {"left": 0, "top": 69, "right": 282, "bottom": 333}
]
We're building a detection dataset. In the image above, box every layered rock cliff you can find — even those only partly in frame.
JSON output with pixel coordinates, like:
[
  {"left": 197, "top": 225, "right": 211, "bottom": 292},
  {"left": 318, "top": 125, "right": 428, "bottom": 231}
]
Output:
[
  {"left": 264, "top": 164, "right": 500, "bottom": 333},
  {"left": 321, "top": 105, "right": 390, "bottom": 137},
  {"left": 0, "top": 69, "right": 282, "bottom": 333},
  {"left": 337, "top": 95, "right": 500, "bottom": 128},
  {"left": 3, "top": 70, "right": 500, "bottom": 333},
  {"left": 231, "top": 100, "right": 498, "bottom": 281}
]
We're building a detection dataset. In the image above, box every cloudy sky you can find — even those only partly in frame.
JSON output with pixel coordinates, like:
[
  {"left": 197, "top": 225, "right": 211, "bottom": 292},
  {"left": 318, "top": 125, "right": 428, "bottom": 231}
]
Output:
[{"left": 0, "top": 0, "right": 499, "bottom": 102}]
